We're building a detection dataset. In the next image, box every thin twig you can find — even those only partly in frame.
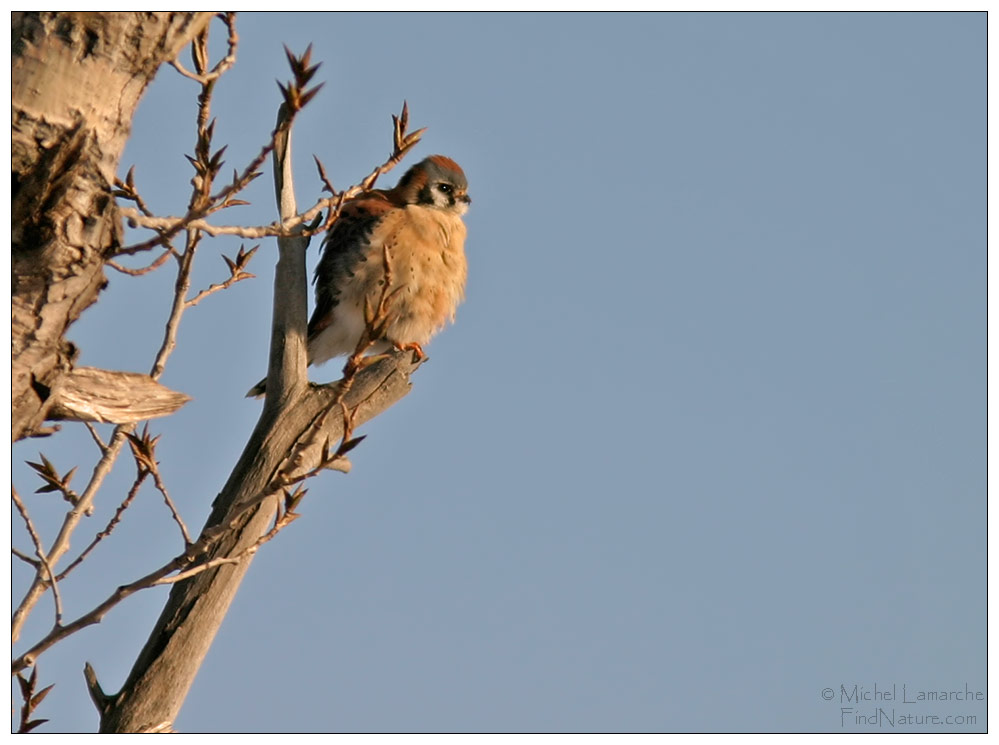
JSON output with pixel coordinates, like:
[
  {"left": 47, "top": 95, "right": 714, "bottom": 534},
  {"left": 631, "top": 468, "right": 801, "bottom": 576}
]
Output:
[
  {"left": 314, "top": 154, "right": 336, "bottom": 193},
  {"left": 114, "top": 166, "right": 156, "bottom": 217},
  {"left": 12, "top": 547, "right": 40, "bottom": 568},
  {"left": 107, "top": 248, "right": 177, "bottom": 277},
  {"left": 169, "top": 12, "right": 238, "bottom": 84},
  {"left": 83, "top": 422, "right": 108, "bottom": 455},
  {"left": 148, "top": 465, "right": 192, "bottom": 546},
  {"left": 12, "top": 487, "right": 63, "bottom": 627},
  {"left": 169, "top": 58, "right": 208, "bottom": 82},
  {"left": 115, "top": 136, "right": 273, "bottom": 256},
  {"left": 12, "top": 426, "right": 131, "bottom": 643},
  {"left": 184, "top": 275, "right": 245, "bottom": 307},
  {"left": 152, "top": 499, "right": 301, "bottom": 586},
  {"left": 11, "top": 486, "right": 47, "bottom": 565},
  {"left": 55, "top": 468, "right": 148, "bottom": 582},
  {"left": 184, "top": 245, "right": 257, "bottom": 308},
  {"left": 116, "top": 101, "right": 423, "bottom": 253}
]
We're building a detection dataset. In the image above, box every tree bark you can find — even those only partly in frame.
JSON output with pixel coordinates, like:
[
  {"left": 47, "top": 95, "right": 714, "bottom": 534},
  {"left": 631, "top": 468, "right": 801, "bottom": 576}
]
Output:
[{"left": 11, "top": 11, "right": 213, "bottom": 441}]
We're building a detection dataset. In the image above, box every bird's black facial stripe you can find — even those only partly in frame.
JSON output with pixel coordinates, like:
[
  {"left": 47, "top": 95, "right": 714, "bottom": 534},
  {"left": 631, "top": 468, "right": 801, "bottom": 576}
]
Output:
[{"left": 417, "top": 184, "right": 436, "bottom": 205}]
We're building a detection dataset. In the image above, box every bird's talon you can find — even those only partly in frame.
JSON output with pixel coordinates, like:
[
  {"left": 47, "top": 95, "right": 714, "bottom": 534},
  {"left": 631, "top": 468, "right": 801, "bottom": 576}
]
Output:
[{"left": 395, "top": 342, "right": 426, "bottom": 361}]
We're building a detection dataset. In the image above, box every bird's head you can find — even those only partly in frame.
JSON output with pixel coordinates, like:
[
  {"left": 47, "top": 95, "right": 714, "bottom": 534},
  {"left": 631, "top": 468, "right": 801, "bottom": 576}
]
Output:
[{"left": 396, "top": 155, "right": 471, "bottom": 215}]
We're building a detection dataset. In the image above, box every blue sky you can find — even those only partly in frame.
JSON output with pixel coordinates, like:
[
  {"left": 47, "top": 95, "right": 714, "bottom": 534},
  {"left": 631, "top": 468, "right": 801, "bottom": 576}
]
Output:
[{"left": 11, "top": 12, "right": 985, "bottom": 733}]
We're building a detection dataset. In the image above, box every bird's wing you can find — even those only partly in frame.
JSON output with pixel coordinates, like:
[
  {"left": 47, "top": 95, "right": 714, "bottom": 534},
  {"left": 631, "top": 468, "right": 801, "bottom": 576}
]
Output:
[{"left": 308, "top": 195, "right": 396, "bottom": 340}]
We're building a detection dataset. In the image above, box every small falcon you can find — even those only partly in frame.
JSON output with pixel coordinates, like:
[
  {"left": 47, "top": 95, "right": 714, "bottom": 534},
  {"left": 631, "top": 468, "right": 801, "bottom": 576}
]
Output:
[{"left": 248, "top": 155, "right": 470, "bottom": 397}]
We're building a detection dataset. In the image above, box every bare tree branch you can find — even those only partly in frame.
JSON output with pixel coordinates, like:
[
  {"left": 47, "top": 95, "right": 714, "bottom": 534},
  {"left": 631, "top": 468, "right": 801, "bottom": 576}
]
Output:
[
  {"left": 12, "top": 487, "right": 62, "bottom": 627},
  {"left": 12, "top": 547, "right": 41, "bottom": 568},
  {"left": 83, "top": 423, "right": 108, "bottom": 455},
  {"left": 184, "top": 245, "right": 258, "bottom": 308},
  {"left": 13, "top": 427, "right": 130, "bottom": 643},
  {"left": 147, "top": 457, "right": 193, "bottom": 546},
  {"left": 55, "top": 464, "right": 149, "bottom": 582},
  {"left": 107, "top": 249, "right": 176, "bottom": 276},
  {"left": 169, "top": 12, "right": 239, "bottom": 84}
]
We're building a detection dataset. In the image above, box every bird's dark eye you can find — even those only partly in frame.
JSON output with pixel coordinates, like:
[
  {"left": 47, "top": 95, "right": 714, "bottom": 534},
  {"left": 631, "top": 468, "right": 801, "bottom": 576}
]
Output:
[{"left": 437, "top": 183, "right": 452, "bottom": 193}]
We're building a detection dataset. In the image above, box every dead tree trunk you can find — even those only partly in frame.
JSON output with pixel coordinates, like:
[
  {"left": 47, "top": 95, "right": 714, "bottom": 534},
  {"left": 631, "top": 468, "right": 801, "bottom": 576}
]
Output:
[{"left": 11, "top": 11, "right": 212, "bottom": 441}]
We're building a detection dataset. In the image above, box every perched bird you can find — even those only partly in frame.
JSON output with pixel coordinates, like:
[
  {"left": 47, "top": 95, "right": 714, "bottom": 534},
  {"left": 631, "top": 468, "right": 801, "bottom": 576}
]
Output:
[{"left": 248, "top": 155, "right": 470, "bottom": 397}]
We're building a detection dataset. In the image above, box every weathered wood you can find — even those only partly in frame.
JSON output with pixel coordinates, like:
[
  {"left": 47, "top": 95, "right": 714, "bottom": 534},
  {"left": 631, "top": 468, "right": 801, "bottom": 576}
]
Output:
[{"left": 47, "top": 367, "right": 191, "bottom": 424}]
